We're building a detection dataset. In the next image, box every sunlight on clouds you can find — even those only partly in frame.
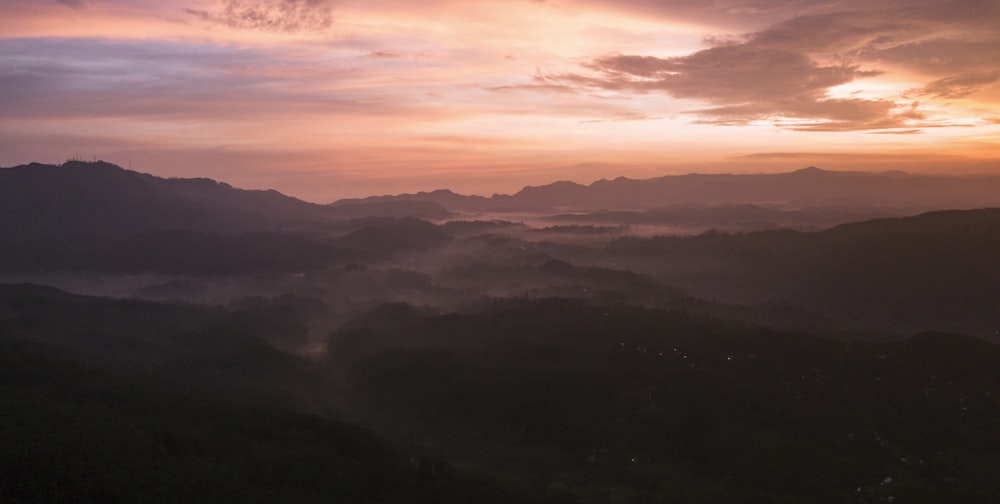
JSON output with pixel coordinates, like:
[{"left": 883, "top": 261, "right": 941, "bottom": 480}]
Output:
[
  {"left": 1, "top": 0, "right": 999, "bottom": 199},
  {"left": 824, "top": 79, "right": 908, "bottom": 102}
]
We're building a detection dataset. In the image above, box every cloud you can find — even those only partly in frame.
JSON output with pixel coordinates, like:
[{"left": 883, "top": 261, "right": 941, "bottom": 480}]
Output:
[
  {"left": 913, "top": 71, "right": 1000, "bottom": 99},
  {"left": 185, "top": 0, "right": 334, "bottom": 33},
  {"left": 368, "top": 50, "right": 401, "bottom": 59},
  {"left": 539, "top": 44, "right": 916, "bottom": 131},
  {"left": 55, "top": 0, "right": 86, "bottom": 8},
  {"left": 0, "top": 38, "right": 380, "bottom": 121},
  {"left": 579, "top": 112, "right": 661, "bottom": 123},
  {"left": 869, "top": 129, "right": 923, "bottom": 134},
  {"left": 586, "top": 48, "right": 878, "bottom": 103},
  {"left": 572, "top": 0, "right": 998, "bottom": 32},
  {"left": 534, "top": 0, "right": 1000, "bottom": 131}
]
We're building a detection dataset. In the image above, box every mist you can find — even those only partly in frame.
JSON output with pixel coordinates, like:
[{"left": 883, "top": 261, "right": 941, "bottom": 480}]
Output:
[{"left": 3, "top": 160, "right": 1000, "bottom": 502}]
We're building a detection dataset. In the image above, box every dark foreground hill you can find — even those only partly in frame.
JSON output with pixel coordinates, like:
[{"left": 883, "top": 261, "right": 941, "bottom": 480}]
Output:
[
  {"left": 3, "top": 274, "right": 1000, "bottom": 503},
  {"left": 0, "top": 284, "right": 528, "bottom": 503},
  {"left": 0, "top": 342, "right": 524, "bottom": 504},
  {"left": 328, "top": 298, "right": 1000, "bottom": 503}
]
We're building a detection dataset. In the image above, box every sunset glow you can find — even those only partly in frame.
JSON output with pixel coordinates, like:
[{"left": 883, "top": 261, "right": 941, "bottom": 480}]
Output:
[{"left": 3, "top": 0, "right": 999, "bottom": 201}]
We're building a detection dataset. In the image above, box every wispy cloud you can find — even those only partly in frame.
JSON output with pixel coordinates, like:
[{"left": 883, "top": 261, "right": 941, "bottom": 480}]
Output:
[
  {"left": 185, "top": 0, "right": 335, "bottom": 33},
  {"left": 0, "top": 38, "right": 385, "bottom": 121},
  {"left": 913, "top": 71, "right": 1000, "bottom": 99},
  {"left": 55, "top": 0, "right": 87, "bottom": 8},
  {"left": 579, "top": 112, "right": 661, "bottom": 123},
  {"left": 368, "top": 49, "right": 401, "bottom": 59}
]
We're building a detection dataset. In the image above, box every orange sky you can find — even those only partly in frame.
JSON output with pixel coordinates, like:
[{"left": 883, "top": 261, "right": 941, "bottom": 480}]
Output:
[{"left": 2, "top": 0, "right": 999, "bottom": 201}]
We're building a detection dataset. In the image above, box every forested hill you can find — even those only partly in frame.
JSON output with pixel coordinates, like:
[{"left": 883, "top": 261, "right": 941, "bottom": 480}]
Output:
[{"left": 606, "top": 208, "right": 1000, "bottom": 340}]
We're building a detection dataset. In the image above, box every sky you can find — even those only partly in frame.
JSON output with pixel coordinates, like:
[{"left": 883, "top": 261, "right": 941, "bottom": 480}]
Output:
[{"left": 2, "top": 0, "right": 1000, "bottom": 202}]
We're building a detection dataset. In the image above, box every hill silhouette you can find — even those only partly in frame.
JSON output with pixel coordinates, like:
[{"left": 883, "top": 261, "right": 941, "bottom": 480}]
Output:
[
  {"left": 0, "top": 161, "right": 342, "bottom": 239},
  {"left": 0, "top": 160, "right": 457, "bottom": 239},
  {"left": 328, "top": 298, "right": 1000, "bottom": 502},
  {"left": 6, "top": 159, "right": 1000, "bottom": 502},
  {"left": 607, "top": 208, "right": 1000, "bottom": 340},
  {"left": 0, "top": 161, "right": 455, "bottom": 273},
  {"left": 332, "top": 167, "right": 1000, "bottom": 213},
  {"left": 327, "top": 199, "right": 454, "bottom": 220},
  {"left": 0, "top": 284, "right": 529, "bottom": 503}
]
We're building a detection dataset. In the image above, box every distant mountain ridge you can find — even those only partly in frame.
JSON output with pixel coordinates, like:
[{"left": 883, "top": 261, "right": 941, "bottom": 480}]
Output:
[
  {"left": 332, "top": 167, "right": 1000, "bottom": 212},
  {"left": 0, "top": 161, "right": 453, "bottom": 240},
  {"left": 0, "top": 161, "right": 416, "bottom": 273},
  {"left": 0, "top": 161, "right": 337, "bottom": 239}
]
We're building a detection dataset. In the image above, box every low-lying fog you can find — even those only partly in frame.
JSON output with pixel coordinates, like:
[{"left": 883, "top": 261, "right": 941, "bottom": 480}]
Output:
[{"left": 7, "top": 201, "right": 997, "bottom": 354}]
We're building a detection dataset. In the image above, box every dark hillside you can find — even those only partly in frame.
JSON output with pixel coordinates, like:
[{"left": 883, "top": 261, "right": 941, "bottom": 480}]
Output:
[
  {"left": 327, "top": 299, "right": 1000, "bottom": 503},
  {"left": 0, "top": 162, "right": 414, "bottom": 274},
  {"left": 607, "top": 208, "right": 1000, "bottom": 339},
  {"left": 0, "top": 161, "right": 339, "bottom": 239},
  {"left": 0, "top": 284, "right": 532, "bottom": 503},
  {"left": 0, "top": 337, "right": 525, "bottom": 504}
]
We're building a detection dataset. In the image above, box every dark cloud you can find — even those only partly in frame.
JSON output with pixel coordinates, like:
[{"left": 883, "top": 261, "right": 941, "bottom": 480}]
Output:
[
  {"left": 691, "top": 97, "right": 911, "bottom": 129},
  {"left": 575, "top": 0, "right": 998, "bottom": 32},
  {"left": 862, "top": 39, "right": 1000, "bottom": 76},
  {"left": 55, "top": 0, "right": 86, "bottom": 8},
  {"left": 368, "top": 50, "right": 401, "bottom": 59},
  {"left": 913, "top": 71, "right": 1000, "bottom": 99},
  {"left": 585, "top": 48, "right": 878, "bottom": 103},
  {"left": 572, "top": 0, "right": 845, "bottom": 31},
  {"left": 538, "top": 0, "right": 1000, "bottom": 131},
  {"left": 540, "top": 44, "right": 912, "bottom": 131},
  {"left": 185, "top": 0, "right": 334, "bottom": 33},
  {"left": 751, "top": 4, "right": 1000, "bottom": 102}
]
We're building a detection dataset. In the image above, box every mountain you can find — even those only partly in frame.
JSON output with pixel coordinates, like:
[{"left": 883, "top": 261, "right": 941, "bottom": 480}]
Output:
[
  {"left": 328, "top": 298, "right": 1000, "bottom": 503},
  {"left": 334, "top": 218, "right": 451, "bottom": 253},
  {"left": 334, "top": 189, "right": 495, "bottom": 213},
  {"left": 7, "top": 160, "right": 1000, "bottom": 502},
  {"left": 0, "top": 161, "right": 447, "bottom": 273},
  {"left": 606, "top": 208, "right": 1000, "bottom": 340},
  {"left": 332, "top": 167, "right": 1000, "bottom": 213},
  {"left": 0, "top": 282, "right": 336, "bottom": 410},
  {"left": 0, "top": 161, "right": 342, "bottom": 240},
  {"left": 0, "top": 283, "right": 529, "bottom": 503},
  {"left": 544, "top": 203, "right": 898, "bottom": 232},
  {"left": 0, "top": 160, "right": 457, "bottom": 239},
  {"left": 328, "top": 199, "right": 454, "bottom": 219}
]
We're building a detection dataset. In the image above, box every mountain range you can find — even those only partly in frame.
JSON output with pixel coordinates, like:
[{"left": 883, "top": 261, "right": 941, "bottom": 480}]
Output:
[
  {"left": 0, "top": 161, "right": 451, "bottom": 241},
  {"left": 9, "top": 161, "right": 1000, "bottom": 227},
  {"left": 5, "top": 159, "right": 1000, "bottom": 502},
  {"left": 333, "top": 166, "right": 1000, "bottom": 213},
  {"left": 3, "top": 160, "right": 998, "bottom": 340}
]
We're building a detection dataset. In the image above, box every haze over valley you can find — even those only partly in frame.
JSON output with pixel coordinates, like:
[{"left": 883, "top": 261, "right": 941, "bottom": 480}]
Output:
[
  {"left": 3, "top": 160, "right": 1000, "bottom": 502},
  {"left": 4, "top": 0, "right": 1000, "bottom": 501}
]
